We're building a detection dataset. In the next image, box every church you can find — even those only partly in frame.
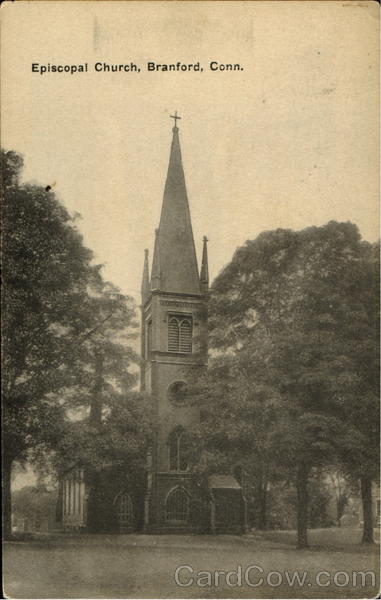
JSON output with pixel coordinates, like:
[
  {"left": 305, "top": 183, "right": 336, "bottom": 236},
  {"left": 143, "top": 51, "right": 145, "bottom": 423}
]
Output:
[{"left": 61, "top": 115, "right": 246, "bottom": 535}]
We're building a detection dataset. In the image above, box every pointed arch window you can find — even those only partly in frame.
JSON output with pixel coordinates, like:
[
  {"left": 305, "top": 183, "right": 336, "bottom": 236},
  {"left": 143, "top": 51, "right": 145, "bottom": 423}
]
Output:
[
  {"left": 165, "top": 486, "right": 190, "bottom": 523},
  {"left": 168, "top": 315, "right": 193, "bottom": 353},
  {"left": 168, "top": 426, "right": 190, "bottom": 471}
]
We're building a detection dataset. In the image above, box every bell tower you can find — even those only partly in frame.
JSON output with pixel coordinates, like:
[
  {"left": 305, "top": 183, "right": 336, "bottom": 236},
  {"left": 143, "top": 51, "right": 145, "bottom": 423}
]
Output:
[{"left": 141, "top": 114, "right": 209, "bottom": 532}]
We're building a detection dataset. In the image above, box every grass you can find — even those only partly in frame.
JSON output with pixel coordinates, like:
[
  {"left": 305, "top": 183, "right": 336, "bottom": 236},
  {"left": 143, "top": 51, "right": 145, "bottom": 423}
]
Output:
[
  {"left": 3, "top": 527, "right": 379, "bottom": 599},
  {"left": 256, "top": 526, "right": 380, "bottom": 551}
]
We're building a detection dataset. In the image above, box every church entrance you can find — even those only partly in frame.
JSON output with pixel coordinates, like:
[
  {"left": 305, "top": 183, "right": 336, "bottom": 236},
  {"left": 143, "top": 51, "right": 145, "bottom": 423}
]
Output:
[
  {"left": 115, "top": 492, "right": 134, "bottom": 532},
  {"left": 208, "top": 475, "right": 246, "bottom": 534},
  {"left": 165, "top": 486, "right": 190, "bottom": 524},
  {"left": 215, "top": 491, "right": 241, "bottom": 531}
]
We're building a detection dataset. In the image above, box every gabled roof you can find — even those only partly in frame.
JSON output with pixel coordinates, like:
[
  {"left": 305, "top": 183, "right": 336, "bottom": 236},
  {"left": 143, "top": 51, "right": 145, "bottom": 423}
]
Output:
[{"left": 208, "top": 475, "right": 242, "bottom": 490}]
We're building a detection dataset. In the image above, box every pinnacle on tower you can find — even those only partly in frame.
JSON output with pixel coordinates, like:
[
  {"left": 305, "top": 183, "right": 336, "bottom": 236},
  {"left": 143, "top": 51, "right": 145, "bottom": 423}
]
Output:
[
  {"left": 150, "top": 228, "right": 161, "bottom": 290},
  {"left": 200, "top": 236, "right": 209, "bottom": 293},
  {"left": 141, "top": 248, "right": 150, "bottom": 303}
]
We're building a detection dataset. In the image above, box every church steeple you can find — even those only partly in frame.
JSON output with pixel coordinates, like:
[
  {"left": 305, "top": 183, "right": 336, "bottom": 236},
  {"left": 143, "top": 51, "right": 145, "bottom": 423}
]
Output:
[
  {"left": 200, "top": 236, "right": 209, "bottom": 293},
  {"left": 140, "top": 115, "right": 213, "bottom": 535},
  {"left": 141, "top": 249, "right": 150, "bottom": 303},
  {"left": 151, "top": 116, "right": 200, "bottom": 294}
]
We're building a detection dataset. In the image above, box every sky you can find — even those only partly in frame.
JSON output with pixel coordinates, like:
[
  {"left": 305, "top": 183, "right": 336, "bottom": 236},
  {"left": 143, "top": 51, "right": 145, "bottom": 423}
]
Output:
[
  {"left": 1, "top": 1, "right": 379, "bottom": 488},
  {"left": 2, "top": 0, "right": 379, "bottom": 307}
]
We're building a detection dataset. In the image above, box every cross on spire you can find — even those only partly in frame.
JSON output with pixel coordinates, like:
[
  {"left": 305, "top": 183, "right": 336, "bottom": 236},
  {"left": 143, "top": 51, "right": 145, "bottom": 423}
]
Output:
[{"left": 170, "top": 111, "right": 181, "bottom": 128}]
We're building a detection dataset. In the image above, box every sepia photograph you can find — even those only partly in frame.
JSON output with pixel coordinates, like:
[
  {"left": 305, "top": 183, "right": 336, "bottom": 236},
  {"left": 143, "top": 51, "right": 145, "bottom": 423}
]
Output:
[{"left": 1, "top": 1, "right": 380, "bottom": 598}]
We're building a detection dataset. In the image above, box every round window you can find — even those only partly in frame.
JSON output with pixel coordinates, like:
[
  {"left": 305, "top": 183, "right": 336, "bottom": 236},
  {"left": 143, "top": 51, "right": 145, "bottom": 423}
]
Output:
[{"left": 168, "top": 381, "right": 188, "bottom": 406}]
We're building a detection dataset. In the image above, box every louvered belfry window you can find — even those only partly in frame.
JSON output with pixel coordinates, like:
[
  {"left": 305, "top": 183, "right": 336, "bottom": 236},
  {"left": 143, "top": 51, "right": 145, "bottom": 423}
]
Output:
[
  {"left": 168, "top": 315, "right": 192, "bottom": 353},
  {"left": 168, "top": 317, "right": 180, "bottom": 351},
  {"left": 179, "top": 319, "right": 192, "bottom": 352}
]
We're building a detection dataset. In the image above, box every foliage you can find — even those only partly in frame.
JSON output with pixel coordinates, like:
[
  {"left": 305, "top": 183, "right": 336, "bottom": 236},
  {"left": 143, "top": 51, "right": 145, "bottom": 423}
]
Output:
[
  {"left": 262, "top": 471, "right": 335, "bottom": 530},
  {"left": 1, "top": 148, "right": 144, "bottom": 537},
  {"left": 192, "top": 221, "right": 379, "bottom": 546},
  {"left": 3, "top": 149, "right": 94, "bottom": 467},
  {"left": 327, "top": 470, "right": 355, "bottom": 526},
  {"left": 53, "top": 391, "right": 153, "bottom": 475},
  {"left": 12, "top": 485, "right": 58, "bottom": 529}
]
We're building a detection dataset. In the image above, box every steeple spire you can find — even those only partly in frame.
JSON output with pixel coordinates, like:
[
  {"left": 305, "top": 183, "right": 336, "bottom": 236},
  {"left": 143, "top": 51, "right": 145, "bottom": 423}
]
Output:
[
  {"left": 200, "top": 236, "right": 209, "bottom": 293},
  {"left": 151, "top": 117, "right": 200, "bottom": 294},
  {"left": 141, "top": 249, "right": 150, "bottom": 303}
]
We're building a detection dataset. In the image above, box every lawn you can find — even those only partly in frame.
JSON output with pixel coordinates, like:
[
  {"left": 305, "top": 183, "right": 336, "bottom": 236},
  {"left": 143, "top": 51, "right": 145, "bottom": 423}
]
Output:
[{"left": 3, "top": 528, "right": 379, "bottom": 599}]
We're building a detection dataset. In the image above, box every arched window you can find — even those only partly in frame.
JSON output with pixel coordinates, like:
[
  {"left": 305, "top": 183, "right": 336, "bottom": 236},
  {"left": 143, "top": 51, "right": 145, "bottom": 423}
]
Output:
[
  {"left": 168, "top": 426, "right": 190, "bottom": 471},
  {"left": 115, "top": 492, "right": 134, "bottom": 532},
  {"left": 165, "top": 486, "right": 190, "bottom": 522},
  {"left": 168, "top": 315, "right": 193, "bottom": 353}
]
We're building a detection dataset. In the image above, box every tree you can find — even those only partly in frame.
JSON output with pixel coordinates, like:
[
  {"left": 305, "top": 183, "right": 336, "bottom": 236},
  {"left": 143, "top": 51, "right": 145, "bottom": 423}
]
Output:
[
  {"left": 52, "top": 387, "right": 153, "bottom": 531},
  {"left": 1, "top": 149, "right": 140, "bottom": 539},
  {"left": 200, "top": 221, "right": 379, "bottom": 548},
  {"left": 12, "top": 484, "right": 58, "bottom": 532},
  {"left": 339, "top": 241, "right": 379, "bottom": 543},
  {"left": 190, "top": 348, "right": 282, "bottom": 531},
  {"left": 328, "top": 470, "right": 353, "bottom": 527}
]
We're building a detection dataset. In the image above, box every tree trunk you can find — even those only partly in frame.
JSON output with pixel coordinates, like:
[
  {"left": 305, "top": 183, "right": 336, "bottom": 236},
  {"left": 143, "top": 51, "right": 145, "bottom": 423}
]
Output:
[
  {"left": 55, "top": 478, "right": 63, "bottom": 523},
  {"left": 89, "top": 353, "right": 103, "bottom": 426},
  {"left": 336, "top": 500, "right": 341, "bottom": 527},
  {"left": 296, "top": 463, "right": 309, "bottom": 549},
  {"left": 360, "top": 475, "right": 374, "bottom": 544},
  {"left": 256, "top": 465, "right": 268, "bottom": 530},
  {"left": 2, "top": 456, "right": 13, "bottom": 540},
  {"left": 257, "top": 483, "right": 268, "bottom": 530}
]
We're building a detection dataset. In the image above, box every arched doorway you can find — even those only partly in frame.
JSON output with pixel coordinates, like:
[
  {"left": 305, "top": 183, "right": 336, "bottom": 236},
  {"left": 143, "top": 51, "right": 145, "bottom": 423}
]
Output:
[
  {"left": 165, "top": 486, "right": 190, "bottom": 524},
  {"left": 115, "top": 492, "right": 134, "bottom": 532}
]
